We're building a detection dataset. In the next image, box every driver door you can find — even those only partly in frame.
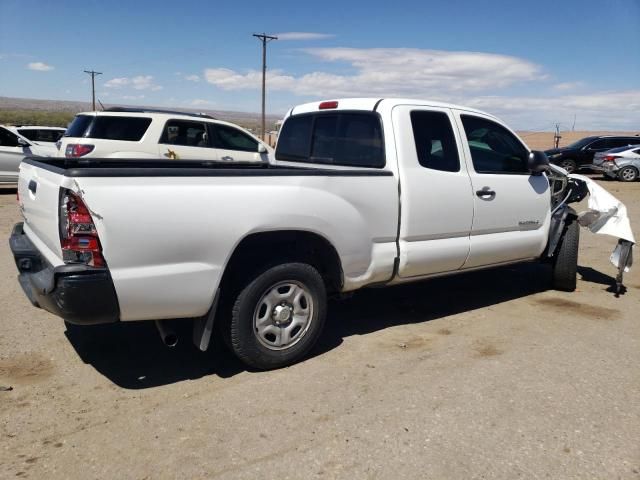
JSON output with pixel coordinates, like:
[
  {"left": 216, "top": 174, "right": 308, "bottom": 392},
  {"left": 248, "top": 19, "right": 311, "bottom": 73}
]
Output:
[{"left": 455, "top": 112, "right": 551, "bottom": 269}]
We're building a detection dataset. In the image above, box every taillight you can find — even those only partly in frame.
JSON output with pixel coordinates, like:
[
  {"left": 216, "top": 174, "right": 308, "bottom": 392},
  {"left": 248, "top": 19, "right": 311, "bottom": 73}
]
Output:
[
  {"left": 60, "top": 190, "right": 105, "bottom": 267},
  {"left": 65, "top": 144, "right": 94, "bottom": 158},
  {"left": 604, "top": 155, "right": 620, "bottom": 162}
]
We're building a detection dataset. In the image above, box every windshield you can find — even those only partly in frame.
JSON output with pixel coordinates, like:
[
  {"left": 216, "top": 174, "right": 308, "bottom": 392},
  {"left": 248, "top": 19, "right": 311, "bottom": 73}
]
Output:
[{"left": 565, "top": 137, "right": 597, "bottom": 149}]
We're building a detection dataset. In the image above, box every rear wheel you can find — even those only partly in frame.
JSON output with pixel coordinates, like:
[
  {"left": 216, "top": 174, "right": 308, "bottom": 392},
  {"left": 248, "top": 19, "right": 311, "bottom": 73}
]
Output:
[
  {"left": 551, "top": 217, "right": 580, "bottom": 291},
  {"left": 560, "top": 158, "right": 578, "bottom": 173},
  {"left": 229, "top": 263, "right": 326, "bottom": 370},
  {"left": 618, "top": 166, "right": 638, "bottom": 182}
]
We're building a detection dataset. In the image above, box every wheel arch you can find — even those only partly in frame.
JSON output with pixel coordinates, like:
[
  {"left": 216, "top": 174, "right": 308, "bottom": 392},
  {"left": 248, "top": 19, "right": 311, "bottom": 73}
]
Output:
[{"left": 219, "top": 229, "right": 344, "bottom": 297}]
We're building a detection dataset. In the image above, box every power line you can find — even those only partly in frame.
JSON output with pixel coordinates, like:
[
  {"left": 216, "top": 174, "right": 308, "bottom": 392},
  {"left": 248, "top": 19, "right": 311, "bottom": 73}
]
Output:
[
  {"left": 84, "top": 70, "right": 102, "bottom": 111},
  {"left": 253, "top": 33, "right": 277, "bottom": 140}
]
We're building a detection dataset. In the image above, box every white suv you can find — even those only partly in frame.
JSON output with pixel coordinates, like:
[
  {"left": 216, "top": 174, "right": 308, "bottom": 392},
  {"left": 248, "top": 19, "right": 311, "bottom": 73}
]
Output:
[
  {"left": 59, "top": 108, "right": 272, "bottom": 162},
  {"left": 0, "top": 125, "right": 58, "bottom": 184}
]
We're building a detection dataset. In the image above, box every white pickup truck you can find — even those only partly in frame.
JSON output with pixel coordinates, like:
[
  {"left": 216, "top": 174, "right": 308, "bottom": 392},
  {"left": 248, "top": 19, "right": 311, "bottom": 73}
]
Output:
[{"left": 10, "top": 98, "right": 588, "bottom": 369}]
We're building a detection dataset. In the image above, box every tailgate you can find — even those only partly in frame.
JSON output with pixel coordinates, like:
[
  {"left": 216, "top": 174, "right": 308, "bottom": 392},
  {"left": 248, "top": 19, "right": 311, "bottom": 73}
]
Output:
[{"left": 18, "top": 160, "right": 69, "bottom": 266}]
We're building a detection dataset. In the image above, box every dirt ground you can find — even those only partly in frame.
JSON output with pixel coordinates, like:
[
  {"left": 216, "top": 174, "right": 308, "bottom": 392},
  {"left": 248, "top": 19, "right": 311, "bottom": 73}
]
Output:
[{"left": 0, "top": 177, "right": 639, "bottom": 480}]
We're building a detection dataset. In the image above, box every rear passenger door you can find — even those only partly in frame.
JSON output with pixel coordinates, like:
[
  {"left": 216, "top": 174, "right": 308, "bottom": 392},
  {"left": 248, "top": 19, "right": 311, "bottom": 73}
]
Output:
[
  {"left": 393, "top": 105, "right": 474, "bottom": 277},
  {"left": 208, "top": 124, "right": 266, "bottom": 162},
  {"left": 158, "top": 119, "right": 217, "bottom": 160},
  {"left": 456, "top": 113, "right": 550, "bottom": 268}
]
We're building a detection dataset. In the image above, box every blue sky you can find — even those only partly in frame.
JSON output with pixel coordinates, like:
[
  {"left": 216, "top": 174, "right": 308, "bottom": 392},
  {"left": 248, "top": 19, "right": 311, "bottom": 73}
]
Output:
[{"left": 1, "top": 0, "right": 639, "bottom": 129}]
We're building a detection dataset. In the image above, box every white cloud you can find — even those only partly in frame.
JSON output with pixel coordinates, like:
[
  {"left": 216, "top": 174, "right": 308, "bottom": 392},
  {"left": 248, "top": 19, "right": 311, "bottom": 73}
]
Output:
[
  {"left": 104, "top": 75, "right": 162, "bottom": 91},
  {"left": 205, "top": 47, "right": 544, "bottom": 97},
  {"left": 28, "top": 62, "right": 54, "bottom": 71},
  {"left": 122, "top": 94, "right": 146, "bottom": 100},
  {"left": 465, "top": 90, "right": 640, "bottom": 130},
  {"left": 184, "top": 74, "right": 200, "bottom": 82},
  {"left": 274, "top": 32, "right": 334, "bottom": 41},
  {"left": 552, "top": 81, "right": 584, "bottom": 91},
  {"left": 201, "top": 47, "right": 640, "bottom": 129},
  {"left": 190, "top": 99, "right": 216, "bottom": 106}
]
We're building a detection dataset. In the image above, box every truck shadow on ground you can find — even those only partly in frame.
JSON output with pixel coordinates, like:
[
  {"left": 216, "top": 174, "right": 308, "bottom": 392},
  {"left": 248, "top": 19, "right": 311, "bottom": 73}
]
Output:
[{"left": 65, "top": 261, "right": 562, "bottom": 389}]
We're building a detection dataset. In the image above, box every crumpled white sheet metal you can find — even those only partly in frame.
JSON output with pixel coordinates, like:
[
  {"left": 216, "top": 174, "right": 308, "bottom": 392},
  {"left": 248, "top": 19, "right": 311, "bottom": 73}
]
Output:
[{"left": 569, "top": 174, "right": 635, "bottom": 275}]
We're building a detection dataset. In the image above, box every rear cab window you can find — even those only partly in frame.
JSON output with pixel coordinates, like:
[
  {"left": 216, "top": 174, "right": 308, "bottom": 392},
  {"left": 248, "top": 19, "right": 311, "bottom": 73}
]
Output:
[
  {"left": 65, "top": 115, "right": 151, "bottom": 141},
  {"left": 276, "top": 112, "right": 385, "bottom": 168}
]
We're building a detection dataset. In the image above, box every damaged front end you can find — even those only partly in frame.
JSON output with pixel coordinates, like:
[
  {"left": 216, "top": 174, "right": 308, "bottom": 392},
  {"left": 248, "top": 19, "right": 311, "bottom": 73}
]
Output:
[{"left": 546, "top": 164, "right": 635, "bottom": 294}]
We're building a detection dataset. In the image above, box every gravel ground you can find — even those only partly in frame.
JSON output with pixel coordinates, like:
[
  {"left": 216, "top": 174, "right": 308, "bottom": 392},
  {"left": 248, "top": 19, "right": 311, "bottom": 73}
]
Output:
[{"left": 1, "top": 178, "right": 639, "bottom": 480}]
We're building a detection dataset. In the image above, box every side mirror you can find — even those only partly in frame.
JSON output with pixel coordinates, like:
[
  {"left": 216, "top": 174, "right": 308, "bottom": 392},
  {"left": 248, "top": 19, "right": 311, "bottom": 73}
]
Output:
[
  {"left": 528, "top": 150, "right": 549, "bottom": 174},
  {"left": 257, "top": 143, "right": 267, "bottom": 154},
  {"left": 18, "top": 138, "right": 30, "bottom": 147}
]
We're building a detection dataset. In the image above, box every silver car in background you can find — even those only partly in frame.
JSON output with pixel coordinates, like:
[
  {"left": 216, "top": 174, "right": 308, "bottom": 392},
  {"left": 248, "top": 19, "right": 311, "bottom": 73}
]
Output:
[{"left": 593, "top": 145, "right": 640, "bottom": 182}]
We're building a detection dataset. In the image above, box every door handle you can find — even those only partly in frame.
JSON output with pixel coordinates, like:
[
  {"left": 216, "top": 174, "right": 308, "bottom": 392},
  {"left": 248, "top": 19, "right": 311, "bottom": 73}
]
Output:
[
  {"left": 475, "top": 188, "right": 495, "bottom": 198},
  {"left": 221, "top": 156, "right": 234, "bottom": 161},
  {"left": 28, "top": 179, "right": 37, "bottom": 194}
]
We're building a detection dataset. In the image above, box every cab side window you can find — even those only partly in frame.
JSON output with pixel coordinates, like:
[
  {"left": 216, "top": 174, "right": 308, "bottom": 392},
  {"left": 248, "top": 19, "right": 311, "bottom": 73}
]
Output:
[
  {"left": 210, "top": 125, "right": 258, "bottom": 152},
  {"left": 410, "top": 111, "right": 460, "bottom": 172},
  {"left": 160, "top": 120, "right": 209, "bottom": 147},
  {"left": 0, "top": 127, "right": 21, "bottom": 147},
  {"left": 461, "top": 115, "right": 529, "bottom": 174}
]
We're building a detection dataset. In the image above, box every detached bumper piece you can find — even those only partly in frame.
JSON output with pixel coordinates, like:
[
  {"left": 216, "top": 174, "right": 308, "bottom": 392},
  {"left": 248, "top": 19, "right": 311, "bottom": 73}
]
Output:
[{"left": 9, "top": 223, "right": 120, "bottom": 325}]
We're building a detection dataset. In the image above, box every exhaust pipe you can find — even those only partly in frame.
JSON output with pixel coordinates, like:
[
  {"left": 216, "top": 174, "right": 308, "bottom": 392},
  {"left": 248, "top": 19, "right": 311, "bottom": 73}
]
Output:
[{"left": 155, "top": 320, "right": 178, "bottom": 348}]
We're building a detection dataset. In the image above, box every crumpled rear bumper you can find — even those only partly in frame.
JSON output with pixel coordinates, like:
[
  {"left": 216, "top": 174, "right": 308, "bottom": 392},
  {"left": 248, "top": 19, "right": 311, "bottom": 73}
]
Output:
[{"left": 9, "top": 222, "right": 120, "bottom": 325}]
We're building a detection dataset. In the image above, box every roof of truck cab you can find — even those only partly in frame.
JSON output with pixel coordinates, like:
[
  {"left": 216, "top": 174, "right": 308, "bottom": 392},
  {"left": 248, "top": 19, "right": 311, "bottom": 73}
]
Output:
[{"left": 288, "top": 98, "right": 495, "bottom": 118}]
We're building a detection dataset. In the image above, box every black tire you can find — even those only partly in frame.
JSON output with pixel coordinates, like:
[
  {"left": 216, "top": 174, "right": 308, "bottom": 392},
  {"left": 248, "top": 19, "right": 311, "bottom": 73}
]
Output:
[
  {"left": 551, "top": 217, "right": 580, "bottom": 291},
  {"left": 560, "top": 158, "right": 578, "bottom": 173},
  {"left": 617, "top": 166, "right": 638, "bottom": 182},
  {"left": 230, "top": 263, "right": 326, "bottom": 370}
]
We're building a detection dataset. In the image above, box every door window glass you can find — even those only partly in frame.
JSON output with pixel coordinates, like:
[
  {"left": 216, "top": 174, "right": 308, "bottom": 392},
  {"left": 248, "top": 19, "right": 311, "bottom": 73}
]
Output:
[
  {"left": 587, "top": 139, "right": 610, "bottom": 150},
  {"left": 160, "top": 120, "right": 208, "bottom": 147},
  {"left": 410, "top": 111, "right": 460, "bottom": 172},
  {"left": 0, "top": 127, "right": 21, "bottom": 147},
  {"left": 211, "top": 125, "right": 258, "bottom": 152},
  {"left": 461, "top": 115, "right": 529, "bottom": 174},
  {"left": 18, "top": 129, "right": 64, "bottom": 142}
]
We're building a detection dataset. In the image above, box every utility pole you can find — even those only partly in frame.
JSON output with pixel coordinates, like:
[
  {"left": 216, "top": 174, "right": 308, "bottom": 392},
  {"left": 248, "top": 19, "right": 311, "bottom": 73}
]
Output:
[
  {"left": 253, "top": 33, "right": 277, "bottom": 140},
  {"left": 554, "top": 123, "right": 562, "bottom": 149},
  {"left": 84, "top": 70, "right": 102, "bottom": 111}
]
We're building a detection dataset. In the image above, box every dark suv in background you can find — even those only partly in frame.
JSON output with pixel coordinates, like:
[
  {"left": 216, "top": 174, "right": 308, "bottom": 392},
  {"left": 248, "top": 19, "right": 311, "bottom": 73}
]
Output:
[{"left": 545, "top": 135, "right": 640, "bottom": 172}]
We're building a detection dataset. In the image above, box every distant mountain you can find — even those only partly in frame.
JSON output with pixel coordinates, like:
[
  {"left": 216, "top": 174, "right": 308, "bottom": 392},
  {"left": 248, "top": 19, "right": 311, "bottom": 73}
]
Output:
[{"left": 0, "top": 96, "right": 280, "bottom": 130}]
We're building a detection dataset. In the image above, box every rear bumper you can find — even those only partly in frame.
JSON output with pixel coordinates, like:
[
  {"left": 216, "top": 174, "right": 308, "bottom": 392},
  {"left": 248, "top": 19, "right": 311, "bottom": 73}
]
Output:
[{"left": 9, "top": 222, "right": 120, "bottom": 325}]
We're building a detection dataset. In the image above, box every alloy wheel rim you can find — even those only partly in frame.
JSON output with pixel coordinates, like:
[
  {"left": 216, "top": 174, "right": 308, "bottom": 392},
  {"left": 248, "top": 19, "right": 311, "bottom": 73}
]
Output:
[{"left": 621, "top": 168, "right": 635, "bottom": 181}]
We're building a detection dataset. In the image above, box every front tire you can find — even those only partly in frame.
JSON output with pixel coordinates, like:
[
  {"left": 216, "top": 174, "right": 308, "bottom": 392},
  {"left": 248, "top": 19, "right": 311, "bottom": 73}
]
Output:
[
  {"left": 230, "top": 263, "right": 327, "bottom": 370},
  {"left": 551, "top": 217, "right": 580, "bottom": 291},
  {"left": 618, "top": 166, "right": 638, "bottom": 182}
]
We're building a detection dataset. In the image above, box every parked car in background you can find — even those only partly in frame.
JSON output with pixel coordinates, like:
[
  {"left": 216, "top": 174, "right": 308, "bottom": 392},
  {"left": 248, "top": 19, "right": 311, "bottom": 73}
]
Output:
[
  {"left": 58, "top": 108, "right": 272, "bottom": 161},
  {"left": 0, "top": 125, "right": 57, "bottom": 184},
  {"left": 593, "top": 145, "right": 640, "bottom": 182},
  {"left": 11, "top": 126, "right": 66, "bottom": 144},
  {"left": 545, "top": 135, "right": 640, "bottom": 173}
]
